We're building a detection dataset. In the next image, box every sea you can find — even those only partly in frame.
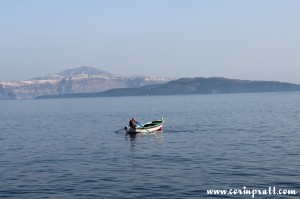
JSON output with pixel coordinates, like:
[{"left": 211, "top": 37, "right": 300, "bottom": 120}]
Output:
[{"left": 1, "top": 92, "right": 299, "bottom": 199}]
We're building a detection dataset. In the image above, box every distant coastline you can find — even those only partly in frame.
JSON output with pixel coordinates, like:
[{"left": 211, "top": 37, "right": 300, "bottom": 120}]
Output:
[
  {"left": 0, "top": 66, "right": 172, "bottom": 100},
  {"left": 1, "top": 66, "right": 300, "bottom": 100},
  {"left": 36, "top": 77, "right": 300, "bottom": 99}
]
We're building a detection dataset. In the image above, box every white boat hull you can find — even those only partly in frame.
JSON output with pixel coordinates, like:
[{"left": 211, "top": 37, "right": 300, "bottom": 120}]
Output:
[{"left": 126, "top": 118, "right": 164, "bottom": 134}]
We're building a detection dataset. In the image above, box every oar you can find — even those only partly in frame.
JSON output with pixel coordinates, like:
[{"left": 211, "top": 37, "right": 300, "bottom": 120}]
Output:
[
  {"left": 115, "top": 127, "right": 127, "bottom": 133},
  {"left": 136, "top": 121, "right": 151, "bottom": 134}
]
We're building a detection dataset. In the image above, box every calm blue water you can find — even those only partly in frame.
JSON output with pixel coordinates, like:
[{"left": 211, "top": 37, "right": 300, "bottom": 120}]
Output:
[{"left": 1, "top": 93, "right": 300, "bottom": 198}]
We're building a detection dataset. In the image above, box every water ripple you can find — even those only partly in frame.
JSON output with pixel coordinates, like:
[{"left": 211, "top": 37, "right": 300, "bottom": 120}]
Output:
[{"left": 1, "top": 94, "right": 300, "bottom": 198}]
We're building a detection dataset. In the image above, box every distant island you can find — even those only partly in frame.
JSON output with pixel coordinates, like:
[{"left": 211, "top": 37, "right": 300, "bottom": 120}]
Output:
[
  {"left": 1, "top": 66, "right": 300, "bottom": 100},
  {"left": 0, "top": 66, "right": 172, "bottom": 100},
  {"left": 36, "top": 77, "right": 300, "bottom": 99}
]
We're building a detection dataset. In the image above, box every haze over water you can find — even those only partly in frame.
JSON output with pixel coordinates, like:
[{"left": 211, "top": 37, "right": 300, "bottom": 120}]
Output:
[
  {"left": 1, "top": 1, "right": 300, "bottom": 83},
  {"left": 1, "top": 92, "right": 300, "bottom": 198}
]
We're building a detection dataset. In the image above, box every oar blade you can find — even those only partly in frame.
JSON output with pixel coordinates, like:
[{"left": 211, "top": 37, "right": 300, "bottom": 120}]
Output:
[{"left": 115, "top": 127, "right": 127, "bottom": 133}]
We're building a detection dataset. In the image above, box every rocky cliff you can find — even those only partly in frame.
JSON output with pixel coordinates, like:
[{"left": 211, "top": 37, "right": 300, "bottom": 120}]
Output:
[{"left": 0, "top": 66, "right": 173, "bottom": 100}]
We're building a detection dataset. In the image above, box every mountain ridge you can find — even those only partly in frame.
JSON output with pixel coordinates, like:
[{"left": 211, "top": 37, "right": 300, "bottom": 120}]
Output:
[
  {"left": 56, "top": 66, "right": 114, "bottom": 77},
  {"left": 2, "top": 67, "right": 300, "bottom": 100},
  {"left": 0, "top": 66, "right": 173, "bottom": 100},
  {"left": 36, "top": 77, "right": 300, "bottom": 99}
]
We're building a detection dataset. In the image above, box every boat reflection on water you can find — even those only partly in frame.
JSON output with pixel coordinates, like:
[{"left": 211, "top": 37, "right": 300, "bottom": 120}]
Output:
[
  {"left": 125, "top": 131, "right": 164, "bottom": 155},
  {"left": 126, "top": 130, "right": 164, "bottom": 140}
]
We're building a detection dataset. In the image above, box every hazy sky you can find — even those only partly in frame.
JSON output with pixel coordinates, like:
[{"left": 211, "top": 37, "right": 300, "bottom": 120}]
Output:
[{"left": 1, "top": 0, "right": 299, "bottom": 83}]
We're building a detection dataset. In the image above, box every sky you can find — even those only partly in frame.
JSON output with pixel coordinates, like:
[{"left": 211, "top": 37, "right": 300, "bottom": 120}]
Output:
[{"left": 0, "top": 0, "right": 299, "bottom": 83}]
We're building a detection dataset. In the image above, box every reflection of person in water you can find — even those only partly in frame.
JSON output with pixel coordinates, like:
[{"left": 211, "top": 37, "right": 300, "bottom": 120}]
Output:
[{"left": 125, "top": 134, "right": 137, "bottom": 158}]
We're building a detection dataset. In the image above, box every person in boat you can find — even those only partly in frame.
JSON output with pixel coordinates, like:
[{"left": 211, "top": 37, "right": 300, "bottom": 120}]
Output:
[{"left": 129, "top": 118, "right": 137, "bottom": 128}]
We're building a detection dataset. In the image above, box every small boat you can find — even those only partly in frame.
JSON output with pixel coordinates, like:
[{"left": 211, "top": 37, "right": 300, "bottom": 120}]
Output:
[{"left": 126, "top": 118, "right": 164, "bottom": 134}]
